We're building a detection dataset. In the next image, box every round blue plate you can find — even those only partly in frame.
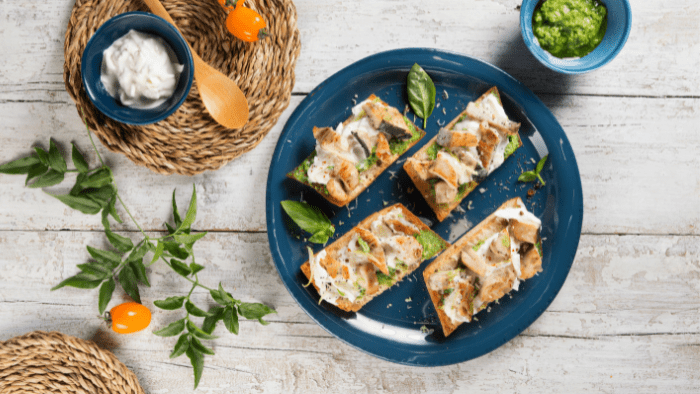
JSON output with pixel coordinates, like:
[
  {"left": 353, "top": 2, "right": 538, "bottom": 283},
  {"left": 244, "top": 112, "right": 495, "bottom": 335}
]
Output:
[{"left": 266, "top": 48, "right": 583, "bottom": 366}]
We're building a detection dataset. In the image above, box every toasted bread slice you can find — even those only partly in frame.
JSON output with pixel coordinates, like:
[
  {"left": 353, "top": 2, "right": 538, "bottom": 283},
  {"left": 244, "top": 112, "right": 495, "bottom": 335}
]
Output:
[
  {"left": 423, "top": 197, "right": 542, "bottom": 337},
  {"left": 301, "top": 203, "right": 448, "bottom": 312},
  {"left": 403, "top": 87, "right": 522, "bottom": 222},
  {"left": 288, "top": 95, "right": 426, "bottom": 207}
]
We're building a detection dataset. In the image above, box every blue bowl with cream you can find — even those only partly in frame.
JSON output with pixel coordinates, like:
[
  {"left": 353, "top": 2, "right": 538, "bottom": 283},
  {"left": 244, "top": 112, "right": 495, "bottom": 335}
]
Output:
[
  {"left": 81, "top": 11, "right": 194, "bottom": 125},
  {"left": 520, "top": 0, "right": 632, "bottom": 74}
]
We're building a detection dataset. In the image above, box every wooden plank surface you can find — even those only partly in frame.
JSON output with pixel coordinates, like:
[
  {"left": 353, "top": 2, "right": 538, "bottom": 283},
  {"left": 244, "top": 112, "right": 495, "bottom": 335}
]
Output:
[{"left": 0, "top": 0, "right": 698, "bottom": 392}]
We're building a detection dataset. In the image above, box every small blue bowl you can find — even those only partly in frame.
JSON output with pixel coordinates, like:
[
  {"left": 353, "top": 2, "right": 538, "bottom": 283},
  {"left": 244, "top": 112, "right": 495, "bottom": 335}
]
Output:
[
  {"left": 81, "top": 12, "right": 194, "bottom": 125},
  {"left": 520, "top": 0, "right": 632, "bottom": 74}
]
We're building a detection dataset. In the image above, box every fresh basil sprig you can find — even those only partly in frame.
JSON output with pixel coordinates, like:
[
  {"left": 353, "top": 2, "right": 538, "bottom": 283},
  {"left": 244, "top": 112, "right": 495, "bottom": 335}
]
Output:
[
  {"left": 407, "top": 63, "right": 436, "bottom": 129},
  {"left": 0, "top": 118, "right": 276, "bottom": 389},
  {"left": 518, "top": 155, "right": 548, "bottom": 186},
  {"left": 280, "top": 200, "right": 335, "bottom": 244}
]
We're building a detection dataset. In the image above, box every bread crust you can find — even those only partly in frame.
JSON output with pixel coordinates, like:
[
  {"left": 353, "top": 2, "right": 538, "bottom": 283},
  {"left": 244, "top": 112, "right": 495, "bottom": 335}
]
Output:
[
  {"left": 288, "top": 95, "right": 426, "bottom": 207},
  {"left": 403, "top": 87, "right": 522, "bottom": 222},
  {"left": 301, "top": 203, "right": 448, "bottom": 312},
  {"left": 423, "top": 197, "right": 541, "bottom": 337}
]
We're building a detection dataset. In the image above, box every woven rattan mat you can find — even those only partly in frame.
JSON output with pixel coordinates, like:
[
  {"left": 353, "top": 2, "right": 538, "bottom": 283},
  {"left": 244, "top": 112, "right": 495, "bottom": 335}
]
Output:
[
  {"left": 0, "top": 331, "right": 145, "bottom": 394},
  {"left": 64, "top": 0, "right": 301, "bottom": 175}
]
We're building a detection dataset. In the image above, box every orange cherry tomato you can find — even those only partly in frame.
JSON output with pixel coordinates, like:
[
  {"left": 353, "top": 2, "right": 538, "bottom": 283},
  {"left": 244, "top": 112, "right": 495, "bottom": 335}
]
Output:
[
  {"left": 218, "top": 0, "right": 235, "bottom": 12},
  {"left": 226, "top": 3, "right": 269, "bottom": 42},
  {"left": 108, "top": 302, "right": 151, "bottom": 334}
]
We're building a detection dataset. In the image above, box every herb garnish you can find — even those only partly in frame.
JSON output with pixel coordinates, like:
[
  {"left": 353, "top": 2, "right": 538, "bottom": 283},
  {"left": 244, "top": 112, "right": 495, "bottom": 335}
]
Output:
[
  {"left": 357, "top": 237, "right": 371, "bottom": 254},
  {"left": 518, "top": 155, "right": 548, "bottom": 186},
  {"left": 407, "top": 63, "right": 436, "bottom": 129},
  {"left": 280, "top": 200, "right": 335, "bottom": 244},
  {"left": 0, "top": 118, "right": 275, "bottom": 389}
]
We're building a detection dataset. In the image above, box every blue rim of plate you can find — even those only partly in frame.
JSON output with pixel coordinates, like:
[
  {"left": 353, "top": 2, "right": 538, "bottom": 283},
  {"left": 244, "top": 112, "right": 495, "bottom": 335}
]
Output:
[{"left": 266, "top": 48, "right": 583, "bottom": 366}]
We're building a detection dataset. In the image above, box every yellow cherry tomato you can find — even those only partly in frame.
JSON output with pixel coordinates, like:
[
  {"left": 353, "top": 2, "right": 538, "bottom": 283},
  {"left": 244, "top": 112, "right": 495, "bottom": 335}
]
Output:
[
  {"left": 226, "top": 3, "right": 269, "bottom": 42},
  {"left": 109, "top": 302, "right": 151, "bottom": 334}
]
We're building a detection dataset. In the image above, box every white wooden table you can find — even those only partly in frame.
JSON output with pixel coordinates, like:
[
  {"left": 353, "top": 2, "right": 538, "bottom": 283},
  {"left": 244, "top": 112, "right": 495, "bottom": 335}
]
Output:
[{"left": 1, "top": 0, "right": 698, "bottom": 392}]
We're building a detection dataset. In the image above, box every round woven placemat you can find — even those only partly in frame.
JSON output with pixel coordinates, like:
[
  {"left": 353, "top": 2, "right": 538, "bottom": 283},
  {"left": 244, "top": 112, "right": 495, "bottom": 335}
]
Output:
[
  {"left": 64, "top": 0, "right": 301, "bottom": 175},
  {"left": 0, "top": 331, "right": 145, "bottom": 394}
]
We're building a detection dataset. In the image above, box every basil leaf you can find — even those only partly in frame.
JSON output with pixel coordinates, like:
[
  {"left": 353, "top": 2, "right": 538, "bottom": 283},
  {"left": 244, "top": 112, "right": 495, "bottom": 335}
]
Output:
[
  {"left": 172, "top": 189, "right": 182, "bottom": 228},
  {"left": 518, "top": 172, "right": 538, "bottom": 183},
  {"left": 202, "top": 307, "right": 225, "bottom": 334},
  {"left": 280, "top": 200, "right": 333, "bottom": 237},
  {"left": 87, "top": 245, "right": 122, "bottom": 268},
  {"left": 151, "top": 241, "right": 165, "bottom": 265},
  {"left": 219, "top": 283, "right": 235, "bottom": 303},
  {"left": 153, "top": 318, "right": 186, "bottom": 337},
  {"left": 190, "top": 337, "right": 215, "bottom": 356},
  {"left": 29, "top": 169, "right": 64, "bottom": 188},
  {"left": 210, "top": 288, "right": 229, "bottom": 306},
  {"left": 51, "top": 274, "right": 102, "bottom": 291},
  {"left": 0, "top": 155, "right": 41, "bottom": 174},
  {"left": 238, "top": 302, "right": 276, "bottom": 325},
  {"left": 189, "top": 262, "right": 205, "bottom": 276},
  {"left": 170, "top": 334, "right": 190, "bottom": 359},
  {"left": 223, "top": 306, "right": 239, "bottom": 335},
  {"left": 170, "top": 259, "right": 192, "bottom": 277},
  {"left": 47, "top": 193, "right": 101, "bottom": 214},
  {"left": 173, "top": 232, "right": 207, "bottom": 245},
  {"left": 187, "top": 320, "right": 219, "bottom": 340},
  {"left": 71, "top": 143, "right": 90, "bottom": 173},
  {"left": 536, "top": 155, "right": 548, "bottom": 174},
  {"left": 407, "top": 63, "right": 436, "bottom": 129},
  {"left": 163, "top": 242, "right": 189, "bottom": 260},
  {"left": 80, "top": 168, "right": 113, "bottom": 188},
  {"left": 98, "top": 278, "right": 115, "bottom": 314},
  {"left": 118, "top": 264, "right": 141, "bottom": 304},
  {"left": 48, "top": 139, "right": 68, "bottom": 173},
  {"left": 186, "top": 346, "right": 204, "bottom": 389},
  {"left": 129, "top": 260, "right": 150, "bottom": 287},
  {"left": 25, "top": 163, "right": 48, "bottom": 185},
  {"left": 179, "top": 184, "right": 197, "bottom": 231},
  {"left": 154, "top": 296, "right": 186, "bottom": 310},
  {"left": 537, "top": 173, "right": 546, "bottom": 186},
  {"left": 34, "top": 147, "right": 50, "bottom": 166},
  {"left": 186, "top": 300, "right": 213, "bottom": 317}
]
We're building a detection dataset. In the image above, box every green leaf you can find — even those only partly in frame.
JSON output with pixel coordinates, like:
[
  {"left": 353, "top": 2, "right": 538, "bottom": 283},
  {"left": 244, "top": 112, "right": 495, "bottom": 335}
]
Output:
[
  {"left": 154, "top": 296, "right": 186, "bottom": 310},
  {"left": 107, "top": 195, "right": 122, "bottom": 223},
  {"left": 126, "top": 241, "right": 149, "bottom": 263},
  {"left": 536, "top": 155, "right": 548, "bottom": 174},
  {"left": 29, "top": 169, "right": 64, "bottom": 188},
  {"left": 185, "top": 300, "right": 213, "bottom": 317},
  {"left": 118, "top": 264, "right": 141, "bottom": 304},
  {"left": 518, "top": 172, "right": 538, "bottom": 183},
  {"left": 190, "top": 336, "right": 215, "bottom": 356},
  {"left": 170, "top": 259, "right": 192, "bottom": 277},
  {"left": 219, "top": 283, "right": 235, "bottom": 303},
  {"left": 173, "top": 232, "right": 207, "bottom": 245},
  {"left": 407, "top": 63, "right": 436, "bottom": 129},
  {"left": 80, "top": 168, "right": 113, "bottom": 188},
  {"left": 87, "top": 245, "right": 122, "bottom": 268},
  {"left": 98, "top": 278, "right": 115, "bottom": 314},
  {"left": 48, "top": 139, "right": 68, "bottom": 173},
  {"left": 165, "top": 222, "right": 177, "bottom": 235},
  {"left": 33, "top": 147, "right": 49, "bottom": 166},
  {"left": 71, "top": 143, "right": 90, "bottom": 173},
  {"left": 189, "top": 262, "right": 205, "bottom": 276},
  {"left": 172, "top": 189, "right": 182, "bottom": 228},
  {"left": 129, "top": 260, "right": 150, "bottom": 287},
  {"left": 202, "top": 307, "right": 225, "bottom": 334},
  {"left": 25, "top": 163, "right": 48, "bottom": 185},
  {"left": 187, "top": 320, "right": 219, "bottom": 340},
  {"left": 83, "top": 185, "right": 115, "bottom": 208},
  {"left": 163, "top": 242, "right": 189, "bottom": 260},
  {"left": 47, "top": 193, "right": 101, "bottom": 214},
  {"left": 102, "top": 211, "right": 133, "bottom": 253},
  {"left": 51, "top": 274, "right": 103, "bottom": 291},
  {"left": 223, "top": 306, "right": 239, "bottom": 335},
  {"left": 280, "top": 200, "right": 334, "bottom": 241},
  {"left": 210, "top": 288, "right": 229, "bottom": 306},
  {"left": 178, "top": 184, "right": 197, "bottom": 231},
  {"left": 170, "top": 334, "right": 190, "bottom": 359},
  {"left": 0, "top": 155, "right": 41, "bottom": 174},
  {"left": 77, "top": 263, "right": 111, "bottom": 279},
  {"left": 186, "top": 346, "right": 204, "bottom": 389},
  {"left": 151, "top": 241, "right": 165, "bottom": 265},
  {"left": 238, "top": 302, "right": 276, "bottom": 325},
  {"left": 537, "top": 173, "right": 546, "bottom": 186},
  {"left": 153, "top": 318, "right": 186, "bottom": 337},
  {"left": 70, "top": 173, "right": 86, "bottom": 196}
]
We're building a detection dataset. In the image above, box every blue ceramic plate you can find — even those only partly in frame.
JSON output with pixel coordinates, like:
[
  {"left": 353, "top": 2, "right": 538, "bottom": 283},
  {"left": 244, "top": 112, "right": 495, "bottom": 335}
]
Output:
[{"left": 266, "top": 48, "right": 583, "bottom": 366}]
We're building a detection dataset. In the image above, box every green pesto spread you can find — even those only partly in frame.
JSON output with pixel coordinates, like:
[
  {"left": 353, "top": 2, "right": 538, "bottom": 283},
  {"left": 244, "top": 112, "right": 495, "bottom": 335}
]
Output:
[
  {"left": 415, "top": 230, "right": 448, "bottom": 260},
  {"left": 533, "top": 0, "right": 607, "bottom": 58}
]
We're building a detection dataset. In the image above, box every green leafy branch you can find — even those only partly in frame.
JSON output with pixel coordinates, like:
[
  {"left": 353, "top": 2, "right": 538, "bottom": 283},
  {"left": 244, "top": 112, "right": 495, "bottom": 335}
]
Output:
[
  {"left": 0, "top": 119, "right": 275, "bottom": 389},
  {"left": 518, "top": 155, "right": 548, "bottom": 186}
]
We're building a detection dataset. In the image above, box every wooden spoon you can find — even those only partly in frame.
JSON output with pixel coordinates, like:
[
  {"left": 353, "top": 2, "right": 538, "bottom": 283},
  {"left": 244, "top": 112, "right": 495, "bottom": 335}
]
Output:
[{"left": 142, "top": 0, "right": 249, "bottom": 129}]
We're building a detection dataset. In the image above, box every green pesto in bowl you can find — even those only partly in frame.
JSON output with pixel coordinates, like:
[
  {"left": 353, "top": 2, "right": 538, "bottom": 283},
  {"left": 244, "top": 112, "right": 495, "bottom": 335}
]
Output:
[{"left": 533, "top": 0, "right": 607, "bottom": 58}]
